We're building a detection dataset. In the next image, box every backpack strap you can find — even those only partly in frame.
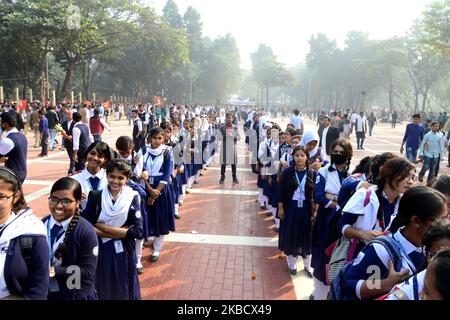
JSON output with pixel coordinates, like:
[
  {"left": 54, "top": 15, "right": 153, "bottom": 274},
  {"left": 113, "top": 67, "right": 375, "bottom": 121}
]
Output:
[
  {"left": 412, "top": 274, "right": 419, "bottom": 300},
  {"left": 372, "top": 236, "right": 402, "bottom": 272},
  {"left": 19, "top": 236, "right": 35, "bottom": 269}
]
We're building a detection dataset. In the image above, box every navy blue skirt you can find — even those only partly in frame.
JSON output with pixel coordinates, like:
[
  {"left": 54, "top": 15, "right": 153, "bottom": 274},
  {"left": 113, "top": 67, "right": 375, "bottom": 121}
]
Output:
[
  {"left": 278, "top": 200, "right": 312, "bottom": 258},
  {"left": 311, "top": 206, "right": 339, "bottom": 284},
  {"left": 96, "top": 239, "right": 141, "bottom": 300},
  {"left": 147, "top": 184, "right": 175, "bottom": 237},
  {"left": 268, "top": 175, "right": 279, "bottom": 208}
]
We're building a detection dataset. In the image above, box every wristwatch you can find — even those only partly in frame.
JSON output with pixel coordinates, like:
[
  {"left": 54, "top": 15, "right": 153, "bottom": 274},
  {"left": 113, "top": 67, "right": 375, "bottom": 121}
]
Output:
[{"left": 49, "top": 266, "right": 56, "bottom": 278}]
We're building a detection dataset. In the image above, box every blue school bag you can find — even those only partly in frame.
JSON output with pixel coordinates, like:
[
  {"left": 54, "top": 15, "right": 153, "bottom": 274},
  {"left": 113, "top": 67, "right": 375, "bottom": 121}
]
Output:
[{"left": 327, "top": 235, "right": 403, "bottom": 300}]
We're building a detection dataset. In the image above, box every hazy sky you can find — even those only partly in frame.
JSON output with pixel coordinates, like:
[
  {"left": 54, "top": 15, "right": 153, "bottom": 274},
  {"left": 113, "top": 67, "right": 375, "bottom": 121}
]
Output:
[{"left": 148, "top": 0, "right": 433, "bottom": 70}]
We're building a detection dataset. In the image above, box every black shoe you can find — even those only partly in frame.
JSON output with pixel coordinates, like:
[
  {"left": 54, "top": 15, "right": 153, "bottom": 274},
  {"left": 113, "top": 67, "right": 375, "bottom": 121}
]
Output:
[
  {"left": 260, "top": 205, "right": 267, "bottom": 210},
  {"left": 309, "top": 294, "right": 315, "bottom": 300},
  {"left": 275, "top": 227, "right": 280, "bottom": 233},
  {"left": 174, "top": 214, "right": 181, "bottom": 220},
  {"left": 150, "top": 254, "right": 159, "bottom": 262},
  {"left": 193, "top": 181, "right": 199, "bottom": 184},
  {"left": 137, "top": 267, "right": 144, "bottom": 275},
  {"left": 289, "top": 268, "right": 297, "bottom": 276},
  {"left": 360, "top": 147, "right": 365, "bottom": 150},
  {"left": 232, "top": 177, "right": 239, "bottom": 184},
  {"left": 219, "top": 177, "right": 225, "bottom": 184}
]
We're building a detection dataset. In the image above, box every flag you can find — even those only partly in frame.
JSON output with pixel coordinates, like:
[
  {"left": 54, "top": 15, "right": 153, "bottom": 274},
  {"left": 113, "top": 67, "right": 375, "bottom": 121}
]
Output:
[{"left": 102, "top": 101, "right": 111, "bottom": 110}]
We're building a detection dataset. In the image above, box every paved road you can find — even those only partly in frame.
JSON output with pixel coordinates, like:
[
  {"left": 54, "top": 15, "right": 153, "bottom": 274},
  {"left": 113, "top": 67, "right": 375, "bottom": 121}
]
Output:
[{"left": 18, "top": 116, "right": 449, "bottom": 300}]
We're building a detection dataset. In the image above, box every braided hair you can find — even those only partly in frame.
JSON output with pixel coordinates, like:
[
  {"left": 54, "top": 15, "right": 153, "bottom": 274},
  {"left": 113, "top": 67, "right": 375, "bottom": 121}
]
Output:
[{"left": 51, "top": 177, "right": 82, "bottom": 260}]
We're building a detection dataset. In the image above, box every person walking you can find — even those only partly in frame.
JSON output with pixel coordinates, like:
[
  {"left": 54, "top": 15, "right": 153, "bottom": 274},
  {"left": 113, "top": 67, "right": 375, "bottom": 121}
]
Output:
[
  {"left": 29, "top": 107, "right": 41, "bottom": 148},
  {"left": 400, "top": 114, "right": 424, "bottom": 163},
  {"left": 391, "top": 111, "right": 398, "bottom": 128},
  {"left": 367, "top": 111, "right": 377, "bottom": 136},
  {"left": 46, "top": 106, "right": 60, "bottom": 151},
  {"left": 418, "top": 122, "right": 445, "bottom": 186},
  {"left": 61, "top": 109, "right": 76, "bottom": 174},
  {"left": 355, "top": 112, "right": 367, "bottom": 150}
]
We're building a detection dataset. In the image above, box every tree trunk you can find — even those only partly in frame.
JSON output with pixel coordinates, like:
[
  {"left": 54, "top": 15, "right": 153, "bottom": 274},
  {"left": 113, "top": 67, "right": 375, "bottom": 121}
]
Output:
[
  {"left": 59, "top": 57, "right": 78, "bottom": 102},
  {"left": 388, "top": 80, "right": 394, "bottom": 113},
  {"left": 421, "top": 88, "right": 429, "bottom": 113}
]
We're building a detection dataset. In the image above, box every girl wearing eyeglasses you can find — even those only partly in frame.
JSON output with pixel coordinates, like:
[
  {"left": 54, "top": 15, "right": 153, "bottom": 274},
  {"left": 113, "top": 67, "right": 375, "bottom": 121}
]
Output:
[
  {"left": 82, "top": 159, "right": 143, "bottom": 300},
  {"left": 337, "top": 157, "right": 416, "bottom": 261},
  {"left": 339, "top": 187, "right": 447, "bottom": 300},
  {"left": 311, "top": 138, "right": 353, "bottom": 300},
  {"left": 42, "top": 177, "right": 98, "bottom": 300},
  {"left": 71, "top": 141, "right": 113, "bottom": 210},
  {"left": 384, "top": 219, "right": 450, "bottom": 300},
  {"left": 0, "top": 168, "right": 49, "bottom": 299}
]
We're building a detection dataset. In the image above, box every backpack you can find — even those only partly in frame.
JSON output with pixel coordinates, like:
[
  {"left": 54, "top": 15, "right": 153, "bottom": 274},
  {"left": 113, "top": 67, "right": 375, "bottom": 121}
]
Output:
[
  {"left": 325, "top": 188, "right": 373, "bottom": 284},
  {"left": 327, "top": 235, "right": 403, "bottom": 300}
]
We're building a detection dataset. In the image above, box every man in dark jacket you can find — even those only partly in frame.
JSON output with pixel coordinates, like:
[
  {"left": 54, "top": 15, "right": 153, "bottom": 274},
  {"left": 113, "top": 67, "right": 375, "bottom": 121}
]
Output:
[
  {"left": 318, "top": 116, "right": 340, "bottom": 156},
  {"left": 219, "top": 112, "right": 241, "bottom": 184}
]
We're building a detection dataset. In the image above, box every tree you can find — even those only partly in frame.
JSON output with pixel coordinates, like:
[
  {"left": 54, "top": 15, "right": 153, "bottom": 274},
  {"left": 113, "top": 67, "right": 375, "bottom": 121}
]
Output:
[{"left": 163, "top": 0, "right": 183, "bottom": 29}]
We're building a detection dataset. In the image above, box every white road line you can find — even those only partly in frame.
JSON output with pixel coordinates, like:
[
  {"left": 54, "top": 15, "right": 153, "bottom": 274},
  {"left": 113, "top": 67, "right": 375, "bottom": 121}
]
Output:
[
  {"left": 25, "top": 185, "right": 52, "bottom": 202},
  {"left": 188, "top": 189, "right": 259, "bottom": 196},
  {"left": 29, "top": 159, "right": 68, "bottom": 164},
  {"left": 164, "top": 232, "right": 278, "bottom": 247},
  {"left": 207, "top": 167, "right": 253, "bottom": 172},
  {"left": 23, "top": 180, "right": 54, "bottom": 186}
]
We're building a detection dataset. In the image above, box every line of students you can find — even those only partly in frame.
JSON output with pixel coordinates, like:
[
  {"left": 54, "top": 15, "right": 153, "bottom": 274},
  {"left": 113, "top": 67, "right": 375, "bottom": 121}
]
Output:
[
  {"left": 249, "top": 120, "right": 450, "bottom": 300},
  {"left": 0, "top": 109, "right": 220, "bottom": 299}
]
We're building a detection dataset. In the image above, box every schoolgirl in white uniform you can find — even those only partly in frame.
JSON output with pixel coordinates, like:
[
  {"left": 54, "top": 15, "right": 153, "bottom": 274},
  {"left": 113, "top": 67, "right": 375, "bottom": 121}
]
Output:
[
  {"left": 340, "top": 186, "right": 447, "bottom": 300},
  {"left": 339, "top": 157, "right": 416, "bottom": 258},
  {"left": 258, "top": 126, "right": 280, "bottom": 226},
  {"left": 311, "top": 138, "right": 353, "bottom": 300},
  {"left": 134, "top": 127, "right": 175, "bottom": 262},
  {"left": 115, "top": 136, "right": 149, "bottom": 275},
  {"left": 300, "top": 131, "right": 326, "bottom": 172},
  {"left": 82, "top": 159, "right": 143, "bottom": 300},
  {"left": 43, "top": 177, "right": 98, "bottom": 300},
  {"left": 71, "top": 141, "right": 113, "bottom": 210},
  {"left": 0, "top": 168, "right": 48, "bottom": 299},
  {"left": 278, "top": 147, "right": 316, "bottom": 276},
  {"left": 385, "top": 218, "right": 450, "bottom": 300}
]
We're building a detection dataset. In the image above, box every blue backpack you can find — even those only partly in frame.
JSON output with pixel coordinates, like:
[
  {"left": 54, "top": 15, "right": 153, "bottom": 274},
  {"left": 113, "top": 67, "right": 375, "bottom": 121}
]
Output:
[{"left": 327, "top": 235, "right": 403, "bottom": 300}]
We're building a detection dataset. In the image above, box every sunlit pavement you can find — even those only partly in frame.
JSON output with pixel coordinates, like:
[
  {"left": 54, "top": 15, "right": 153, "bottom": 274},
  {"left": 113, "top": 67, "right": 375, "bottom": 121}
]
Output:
[{"left": 20, "top": 116, "right": 449, "bottom": 300}]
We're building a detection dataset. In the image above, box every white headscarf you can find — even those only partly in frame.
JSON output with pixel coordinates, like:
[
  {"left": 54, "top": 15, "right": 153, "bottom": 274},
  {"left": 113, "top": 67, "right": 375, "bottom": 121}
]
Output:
[{"left": 301, "top": 131, "right": 320, "bottom": 158}]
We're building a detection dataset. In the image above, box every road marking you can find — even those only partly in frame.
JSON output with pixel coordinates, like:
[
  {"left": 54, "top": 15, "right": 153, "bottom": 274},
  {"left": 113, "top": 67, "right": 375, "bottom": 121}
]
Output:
[
  {"left": 207, "top": 167, "right": 253, "bottom": 172},
  {"left": 188, "top": 189, "right": 259, "bottom": 196},
  {"left": 29, "top": 159, "right": 68, "bottom": 164},
  {"left": 164, "top": 232, "right": 278, "bottom": 247},
  {"left": 25, "top": 185, "right": 52, "bottom": 202},
  {"left": 23, "top": 180, "right": 54, "bottom": 186}
]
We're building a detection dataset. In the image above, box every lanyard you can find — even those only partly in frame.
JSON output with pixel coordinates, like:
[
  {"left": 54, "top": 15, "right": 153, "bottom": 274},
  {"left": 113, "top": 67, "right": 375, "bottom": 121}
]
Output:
[{"left": 47, "top": 220, "right": 67, "bottom": 265}]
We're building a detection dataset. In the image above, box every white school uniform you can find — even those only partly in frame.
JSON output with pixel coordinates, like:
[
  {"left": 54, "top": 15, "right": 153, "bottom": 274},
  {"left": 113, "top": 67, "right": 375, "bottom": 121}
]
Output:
[{"left": 71, "top": 168, "right": 108, "bottom": 210}]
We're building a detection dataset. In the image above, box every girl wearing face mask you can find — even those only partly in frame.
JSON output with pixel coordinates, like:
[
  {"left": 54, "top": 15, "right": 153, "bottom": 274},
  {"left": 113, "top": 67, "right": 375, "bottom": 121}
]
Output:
[
  {"left": 115, "top": 136, "right": 149, "bottom": 275},
  {"left": 71, "top": 141, "right": 113, "bottom": 210},
  {"left": 278, "top": 147, "right": 316, "bottom": 276},
  {"left": 134, "top": 127, "right": 175, "bottom": 263},
  {"left": 0, "top": 168, "right": 48, "bottom": 300},
  {"left": 338, "top": 157, "right": 416, "bottom": 261},
  {"left": 337, "top": 186, "right": 447, "bottom": 300},
  {"left": 311, "top": 138, "right": 353, "bottom": 300},
  {"left": 43, "top": 177, "right": 98, "bottom": 300},
  {"left": 384, "top": 219, "right": 450, "bottom": 300},
  {"left": 82, "top": 159, "right": 143, "bottom": 300}
]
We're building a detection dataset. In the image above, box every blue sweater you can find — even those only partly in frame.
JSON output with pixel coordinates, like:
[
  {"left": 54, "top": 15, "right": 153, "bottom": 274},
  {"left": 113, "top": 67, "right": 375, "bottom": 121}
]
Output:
[
  {"left": 4, "top": 235, "right": 49, "bottom": 299},
  {"left": 42, "top": 216, "right": 98, "bottom": 300},
  {"left": 402, "top": 123, "right": 424, "bottom": 149}
]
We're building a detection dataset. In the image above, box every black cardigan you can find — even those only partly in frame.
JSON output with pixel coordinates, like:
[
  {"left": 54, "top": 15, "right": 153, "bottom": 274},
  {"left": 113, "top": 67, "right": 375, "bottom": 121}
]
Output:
[{"left": 279, "top": 166, "right": 316, "bottom": 212}]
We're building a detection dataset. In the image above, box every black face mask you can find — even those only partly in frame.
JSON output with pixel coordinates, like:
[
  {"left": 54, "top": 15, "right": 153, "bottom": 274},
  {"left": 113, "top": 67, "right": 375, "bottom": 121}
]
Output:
[{"left": 331, "top": 154, "right": 348, "bottom": 165}]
